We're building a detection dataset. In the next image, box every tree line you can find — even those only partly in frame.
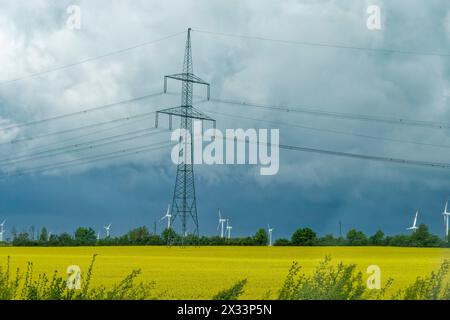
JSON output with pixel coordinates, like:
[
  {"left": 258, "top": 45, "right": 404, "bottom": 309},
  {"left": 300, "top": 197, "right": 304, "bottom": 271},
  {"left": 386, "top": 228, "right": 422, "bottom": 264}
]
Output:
[
  {"left": 2, "top": 223, "right": 448, "bottom": 248},
  {"left": 276, "top": 224, "right": 446, "bottom": 247}
]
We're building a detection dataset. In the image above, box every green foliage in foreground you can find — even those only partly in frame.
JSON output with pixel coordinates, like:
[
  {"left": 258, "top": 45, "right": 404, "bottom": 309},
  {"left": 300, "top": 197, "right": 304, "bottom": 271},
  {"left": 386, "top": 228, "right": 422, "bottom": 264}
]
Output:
[
  {"left": 0, "top": 255, "right": 155, "bottom": 300},
  {"left": 0, "top": 255, "right": 449, "bottom": 300},
  {"left": 392, "top": 259, "right": 450, "bottom": 300},
  {"left": 278, "top": 257, "right": 367, "bottom": 300},
  {"left": 278, "top": 257, "right": 450, "bottom": 300},
  {"left": 212, "top": 279, "right": 248, "bottom": 300}
]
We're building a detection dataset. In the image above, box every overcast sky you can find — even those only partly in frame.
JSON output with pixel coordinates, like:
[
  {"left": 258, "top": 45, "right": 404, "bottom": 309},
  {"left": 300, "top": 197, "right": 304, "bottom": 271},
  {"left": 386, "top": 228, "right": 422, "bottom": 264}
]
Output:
[{"left": 0, "top": 0, "right": 449, "bottom": 240}]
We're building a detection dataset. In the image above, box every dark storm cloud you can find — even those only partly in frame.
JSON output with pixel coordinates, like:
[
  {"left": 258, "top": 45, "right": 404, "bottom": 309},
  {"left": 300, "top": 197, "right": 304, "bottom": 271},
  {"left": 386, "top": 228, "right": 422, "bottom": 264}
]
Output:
[{"left": 0, "top": 0, "right": 449, "bottom": 239}]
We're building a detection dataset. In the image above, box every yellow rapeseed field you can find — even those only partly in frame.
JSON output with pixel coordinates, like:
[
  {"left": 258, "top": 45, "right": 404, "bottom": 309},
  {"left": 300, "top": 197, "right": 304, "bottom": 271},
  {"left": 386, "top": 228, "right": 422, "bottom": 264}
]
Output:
[{"left": 0, "top": 246, "right": 448, "bottom": 299}]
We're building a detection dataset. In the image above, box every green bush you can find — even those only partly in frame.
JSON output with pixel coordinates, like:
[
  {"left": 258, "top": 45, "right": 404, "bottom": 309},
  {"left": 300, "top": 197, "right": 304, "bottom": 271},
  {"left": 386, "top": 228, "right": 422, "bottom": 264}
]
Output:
[
  {"left": 212, "top": 279, "right": 247, "bottom": 300},
  {"left": 291, "top": 228, "right": 317, "bottom": 246},
  {"left": 278, "top": 256, "right": 368, "bottom": 300},
  {"left": 274, "top": 238, "right": 291, "bottom": 246},
  {"left": 0, "top": 254, "right": 155, "bottom": 300},
  {"left": 393, "top": 260, "right": 450, "bottom": 300}
]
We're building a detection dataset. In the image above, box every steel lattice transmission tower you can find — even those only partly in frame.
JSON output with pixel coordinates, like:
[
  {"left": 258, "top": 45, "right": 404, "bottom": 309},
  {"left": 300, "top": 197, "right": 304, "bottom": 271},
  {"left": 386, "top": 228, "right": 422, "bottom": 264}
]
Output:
[{"left": 156, "top": 28, "right": 215, "bottom": 238}]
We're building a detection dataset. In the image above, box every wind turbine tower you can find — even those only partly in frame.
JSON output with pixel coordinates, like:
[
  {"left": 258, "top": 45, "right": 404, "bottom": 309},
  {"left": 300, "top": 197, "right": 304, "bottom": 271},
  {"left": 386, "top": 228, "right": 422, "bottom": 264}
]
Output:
[
  {"left": 226, "top": 219, "right": 232, "bottom": 239},
  {"left": 443, "top": 201, "right": 450, "bottom": 242},
  {"left": 161, "top": 204, "right": 172, "bottom": 229},
  {"left": 217, "top": 209, "right": 226, "bottom": 238},
  {"left": 0, "top": 220, "right": 6, "bottom": 242},
  {"left": 104, "top": 223, "right": 111, "bottom": 238},
  {"left": 268, "top": 225, "right": 274, "bottom": 246}
]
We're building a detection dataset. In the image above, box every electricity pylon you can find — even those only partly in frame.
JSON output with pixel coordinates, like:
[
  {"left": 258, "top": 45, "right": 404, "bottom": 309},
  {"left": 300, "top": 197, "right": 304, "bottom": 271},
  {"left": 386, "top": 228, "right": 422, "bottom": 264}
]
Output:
[{"left": 156, "top": 28, "right": 215, "bottom": 240}]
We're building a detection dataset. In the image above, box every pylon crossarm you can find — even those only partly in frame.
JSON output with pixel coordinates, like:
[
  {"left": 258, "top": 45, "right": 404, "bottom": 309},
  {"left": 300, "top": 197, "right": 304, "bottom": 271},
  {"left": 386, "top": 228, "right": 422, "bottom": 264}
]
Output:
[
  {"left": 157, "top": 106, "right": 215, "bottom": 122},
  {"left": 164, "top": 73, "right": 210, "bottom": 100},
  {"left": 165, "top": 73, "right": 209, "bottom": 85}
]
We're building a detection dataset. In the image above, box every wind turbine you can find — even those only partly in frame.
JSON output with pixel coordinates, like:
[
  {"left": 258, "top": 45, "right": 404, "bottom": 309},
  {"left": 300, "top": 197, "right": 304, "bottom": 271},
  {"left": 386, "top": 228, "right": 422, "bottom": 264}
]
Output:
[
  {"left": 443, "top": 201, "right": 450, "bottom": 242},
  {"left": 104, "top": 223, "right": 112, "bottom": 238},
  {"left": 268, "top": 225, "right": 274, "bottom": 246},
  {"left": 226, "top": 219, "right": 232, "bottom": 239},
  {"left": 406, "top": 210, "right": 419, "bottom": 232},
  {"left": 0, "top": 219, "right": 6, "bottom": 242},
  {"left": 161, "top": 204, "right": 172, "bottom": 229},
  {"left": 217, "top": 209, "right": 226, "bottom": 238}
]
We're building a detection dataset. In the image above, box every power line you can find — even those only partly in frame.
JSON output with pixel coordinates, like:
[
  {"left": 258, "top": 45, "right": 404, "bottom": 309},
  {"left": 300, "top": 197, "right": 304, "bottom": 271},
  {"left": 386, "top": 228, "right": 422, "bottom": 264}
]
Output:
[
  {"left": 0, "top": 128, "right": 167, "bottom": 167},
  {"left": 197, "top": 134, "right": 450, "bottom": 170},
  {"left": 0, "top": 141, "right": 172, "bottom": 178},
  {"left": 204, "top": 108, "right": 450, "bottom": 150},
  {"left": 193, "top": 29, "right": 450, "bottom": 58},
  {"left": 278, "top": 143, "right": 450, "bottom": 169},
  {"left": 5, "top": 128, "right": 450, "bottom": 177},
  {"left": 1, "top": 110, "right": 156, "bottom": 148},
  {"left": 0, "top": 91, "right": 163, "bottom": 132},
  {"left": 5, "top": 92, "right": 208, "bottom": 145},
  {"left": 16, "top": 113, "right": 156, "bottom": 155},
  {"left": 210, "top": 97, "right": 450, "bottom": 130},
  {"left": 0, "top": 31, "right": 186, "bottom": 86}
]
